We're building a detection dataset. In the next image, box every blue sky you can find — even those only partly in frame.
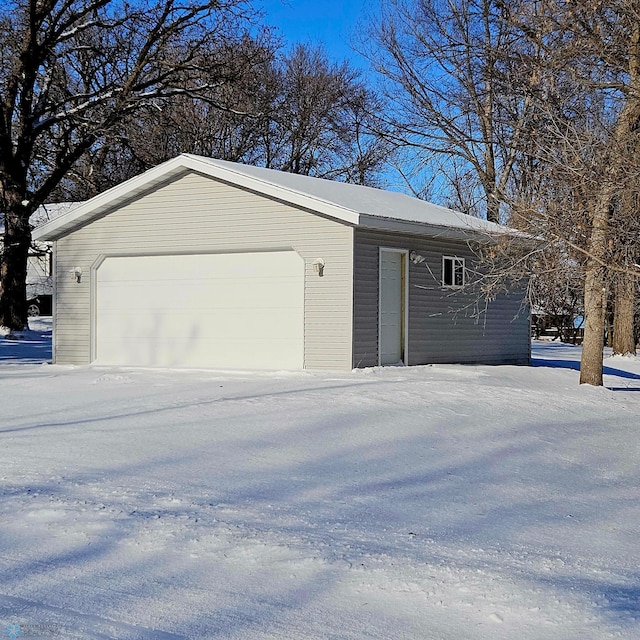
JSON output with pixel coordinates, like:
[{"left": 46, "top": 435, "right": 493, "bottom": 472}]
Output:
[{"left": 257, "top": 0, "right": 370, "bottom": 67}]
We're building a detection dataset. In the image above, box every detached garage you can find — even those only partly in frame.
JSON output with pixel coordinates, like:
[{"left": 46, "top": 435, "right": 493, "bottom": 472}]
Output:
[{"left": 33, "top": 154, "right": 530, "bottom": 371}]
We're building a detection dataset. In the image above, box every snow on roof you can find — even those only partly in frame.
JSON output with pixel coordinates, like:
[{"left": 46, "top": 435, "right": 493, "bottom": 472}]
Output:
[
  {"left": 33, "top": 154, "right": 514, "bottom": 241},
  {"left": 194, "top": 156, "right": 507, "bottom": 234}
]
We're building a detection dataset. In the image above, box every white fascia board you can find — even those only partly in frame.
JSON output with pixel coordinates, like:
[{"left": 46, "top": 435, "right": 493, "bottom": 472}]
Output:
[{"left": 357, "top": 214, "right": 512, "bottom": 240}]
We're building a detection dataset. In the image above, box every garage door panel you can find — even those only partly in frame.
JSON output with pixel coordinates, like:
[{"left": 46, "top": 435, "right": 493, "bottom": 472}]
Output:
[
  {"left": 97, "top": 309, "right": 299, "bottom": 340},
  {"left": 96, "top": 336, "right": 302, "bottom": 369},
  {"left": 95, "top": 251, "right": 304, "bottom": 369},
  {"left": 99, "top": 286, "right": 299, "bottom": 313}
]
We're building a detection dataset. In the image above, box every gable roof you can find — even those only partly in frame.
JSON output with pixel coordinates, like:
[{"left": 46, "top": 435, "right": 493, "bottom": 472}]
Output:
[{"left": 33, "top": 154, "right": 512, "bottom": 241}]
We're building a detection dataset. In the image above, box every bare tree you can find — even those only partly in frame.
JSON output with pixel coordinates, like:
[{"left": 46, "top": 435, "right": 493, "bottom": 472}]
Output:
[
  {"left": 0, "top": 0, "right": 253, "bottom": 330},
  {"left": 505, "top": 0, "right": 640, "bottom": 384},
  {"left": 57, "top": 41, "right": 391, "bottom": 199},
  {"left": 259, "top": 44, "right": 389, "bottom": 184},
  {"left": 367, "top": 0, "right": 640, "bottom": 385},
  {"left": 364, "top": 0, "right": 539, "bottom": 222},
  {"left": 468, "top": 0, "right": 640, "bottom": 384},
  {"left": 130, "top": 33, "right": 278, "bottom": 164}
]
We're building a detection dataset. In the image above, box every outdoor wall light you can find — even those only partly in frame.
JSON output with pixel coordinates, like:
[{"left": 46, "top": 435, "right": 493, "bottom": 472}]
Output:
[
  {"left": 409, "top": 251, "right": 425, "bottom": 265},
  {"left": 71, "top": 266, "right": 82, "bottom": 283},
  {"left": 312, "top": 258, "right": 325, "bottom": 277}
]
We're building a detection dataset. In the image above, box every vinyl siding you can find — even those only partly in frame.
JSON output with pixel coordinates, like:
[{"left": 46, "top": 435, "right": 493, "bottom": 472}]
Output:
[
  {"left": 54, "top": 170, "right": 353, "bottom": 370},
  {"left": 353, "top": 229, "right": 530, "bottom": 367}
]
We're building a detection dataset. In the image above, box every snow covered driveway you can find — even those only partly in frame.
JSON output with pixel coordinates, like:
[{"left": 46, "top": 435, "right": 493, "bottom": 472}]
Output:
[{"left": 1, "top": 321, "right": 639, "bottom": 639}]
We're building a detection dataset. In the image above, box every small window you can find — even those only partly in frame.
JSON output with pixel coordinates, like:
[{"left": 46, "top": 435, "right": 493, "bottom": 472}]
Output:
[{"left": 442, "top": 256, "right": 465, "bottom": 287}]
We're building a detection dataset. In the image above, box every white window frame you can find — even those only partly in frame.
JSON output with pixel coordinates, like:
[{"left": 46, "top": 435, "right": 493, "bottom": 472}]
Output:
[{"left": 442, "top": 255, "right": 465, "bottom": 288}]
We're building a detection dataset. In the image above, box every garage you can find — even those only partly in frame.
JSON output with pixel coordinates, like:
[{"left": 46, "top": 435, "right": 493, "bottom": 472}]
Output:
[
  {"left": 34, "top": 154, "right": 530, "bottom": 370},
  {"left": 95, "top": 250, "right": 305, "bottom": 369}
]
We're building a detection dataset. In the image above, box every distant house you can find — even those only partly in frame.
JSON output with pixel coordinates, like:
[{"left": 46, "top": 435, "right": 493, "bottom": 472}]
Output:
[
  {"left": 1, "top": 202, "right": 81, "bottom": 316},
  {"left": 33, "top": 154, "right": 530, "bottom": 370}
]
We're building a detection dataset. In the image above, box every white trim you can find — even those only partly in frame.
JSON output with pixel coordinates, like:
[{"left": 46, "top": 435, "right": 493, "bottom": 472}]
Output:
[
  {"left": 378, "top": 248, "right": 409, "bottom": 366},
  {"left": 89, "top": 254, "right": 106, "bottom": 363},
  {"left": 347, "top": 226, "right": 355, "bottom": 370},
  {"left": 442, "top": 255, "right": 465, "bottom": 288},
  {"left": 34, "top": 159, "right": 191, "bottom": 241},
  {"left": 51, "top": 245, "right": 57, "bottom": 364}
]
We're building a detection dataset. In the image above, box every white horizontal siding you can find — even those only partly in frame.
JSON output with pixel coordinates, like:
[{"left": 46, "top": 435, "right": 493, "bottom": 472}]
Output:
[{"left": 54, "top": 171, "right": 353, "bottom": 370}]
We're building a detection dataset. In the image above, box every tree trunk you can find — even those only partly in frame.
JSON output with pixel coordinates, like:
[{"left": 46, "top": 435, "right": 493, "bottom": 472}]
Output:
[
  {"left": 610, "top": 16, "right": 640, "bottom": 358},
  {"left": 486, "top": 192, "right": 500, "bottom": 224},
  {"left": 580, "top": 264, "right": 607, "bottom": 385},
  {"left": 606, "top": 303, "right": 614, "bottom": 348},
  {"left": 580, "top": 191, "right": 611, "bottom": 386},
  {"left": 613, "top": 271, "right": 637, "bottom": 356},
  {"left": 0, "top": 194, "right": 31, "bottom": 331}
]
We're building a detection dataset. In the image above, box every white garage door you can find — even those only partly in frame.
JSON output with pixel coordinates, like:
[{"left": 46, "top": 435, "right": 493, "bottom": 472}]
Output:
[{"left": 95, "top": 251, "right": 304, "bottom": 369}]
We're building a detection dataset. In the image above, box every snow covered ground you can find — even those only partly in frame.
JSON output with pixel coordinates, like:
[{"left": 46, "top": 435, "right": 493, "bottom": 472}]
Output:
[{"left": 1, "top": 319, "right": 639, "bottom": 639}]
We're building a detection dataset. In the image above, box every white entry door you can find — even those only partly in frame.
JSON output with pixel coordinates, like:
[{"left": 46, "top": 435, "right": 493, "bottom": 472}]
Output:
[
  {"left": 95, "top": 251, "right": 304, "bottom": 369},
  {"left": 379, "top": 249, "right": 406, "bottom": 365}
]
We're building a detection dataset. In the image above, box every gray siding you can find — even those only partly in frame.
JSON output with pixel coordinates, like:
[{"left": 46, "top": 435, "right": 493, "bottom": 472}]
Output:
[
  {"left": 353, "top": 229, "right": 530, "bottom": 367},
  {"left": 54, "top": 170, "right": 353, "bottom": 370}
]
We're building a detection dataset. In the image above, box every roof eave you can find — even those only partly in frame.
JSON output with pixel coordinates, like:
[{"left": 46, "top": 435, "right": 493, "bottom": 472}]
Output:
[{"left": 357, "top": 214, "right": 513, "bottom": 240}]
